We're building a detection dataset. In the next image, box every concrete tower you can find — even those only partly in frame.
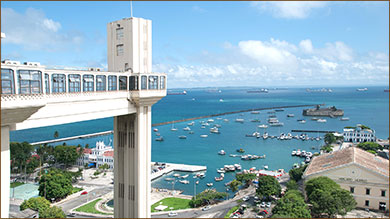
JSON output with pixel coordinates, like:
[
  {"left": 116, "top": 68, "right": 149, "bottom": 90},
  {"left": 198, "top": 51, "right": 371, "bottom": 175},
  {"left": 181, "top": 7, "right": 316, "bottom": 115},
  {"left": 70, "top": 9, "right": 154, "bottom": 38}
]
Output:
[{"left": 107, "top": 17, "right": 152, "bottom": 73}]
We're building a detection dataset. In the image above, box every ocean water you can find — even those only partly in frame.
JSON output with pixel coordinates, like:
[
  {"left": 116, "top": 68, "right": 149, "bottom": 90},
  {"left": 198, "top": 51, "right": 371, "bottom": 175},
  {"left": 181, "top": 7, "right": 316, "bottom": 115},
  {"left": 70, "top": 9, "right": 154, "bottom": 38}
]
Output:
[{"left": 10, "top": 86, "right": 389, "bottom": 196}]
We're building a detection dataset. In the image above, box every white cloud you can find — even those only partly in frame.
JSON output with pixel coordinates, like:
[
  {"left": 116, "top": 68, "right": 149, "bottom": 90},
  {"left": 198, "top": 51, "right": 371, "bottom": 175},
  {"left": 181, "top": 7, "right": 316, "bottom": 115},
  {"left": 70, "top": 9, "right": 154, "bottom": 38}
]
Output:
[
  {"left": 192, "top": 6, "right": 206, "bottom": 13},
  {"left": 321, "top": 41, "right": 354, "bottom": 62},
  {"left": 299, "top": 39, "right": 313, "bottom": 53},
  {"left": 251, "top": 1, "right": 327, "bottom": 19},
  {"left": 1, "top": 7, "right": 83, "bottom": 51}
]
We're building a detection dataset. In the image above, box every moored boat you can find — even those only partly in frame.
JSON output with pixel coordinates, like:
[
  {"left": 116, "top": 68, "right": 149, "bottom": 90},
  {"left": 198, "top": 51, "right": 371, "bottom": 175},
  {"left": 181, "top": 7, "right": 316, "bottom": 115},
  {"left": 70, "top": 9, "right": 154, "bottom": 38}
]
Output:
[
  {"left": 207, "top": 183, "right": 213, "bottom": 187},
  {"left": 218, "top": 150, "right": 226, "bottom": 155},
  {"left": 179, "top": 135, "right": 187, "bottom": 139},
  {"left": 235, "top": 118, "right": 244, "bottom": 123},
  {"left": 200, "top": 135, "right": 208, "bottom": 138},
  {"left": 155, "top": 137, "right": 164, "bottom": 141}
]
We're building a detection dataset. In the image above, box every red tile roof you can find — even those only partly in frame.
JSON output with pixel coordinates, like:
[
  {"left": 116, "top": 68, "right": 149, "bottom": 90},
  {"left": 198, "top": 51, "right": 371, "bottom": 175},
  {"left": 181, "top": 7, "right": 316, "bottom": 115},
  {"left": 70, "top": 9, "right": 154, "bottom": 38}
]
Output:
[
  {"left": 83, "top": 148, "right": 92, "bottom": 154},
  {"left": 103, "top": 151, "right": 114, "bottom": 157}
]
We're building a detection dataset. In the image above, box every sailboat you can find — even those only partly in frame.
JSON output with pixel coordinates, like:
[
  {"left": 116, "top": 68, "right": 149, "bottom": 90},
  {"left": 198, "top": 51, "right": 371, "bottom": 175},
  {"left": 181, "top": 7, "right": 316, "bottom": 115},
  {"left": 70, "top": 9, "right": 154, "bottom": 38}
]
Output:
[{"left": 171, "top": 124, "right": 178, "bottom": 131}]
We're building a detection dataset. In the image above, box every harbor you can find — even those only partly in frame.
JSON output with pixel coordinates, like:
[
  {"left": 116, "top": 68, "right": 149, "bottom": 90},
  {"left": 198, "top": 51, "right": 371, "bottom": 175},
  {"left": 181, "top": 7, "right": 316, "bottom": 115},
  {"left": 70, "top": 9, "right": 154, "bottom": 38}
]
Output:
[{"left": 151, "top": 162, "right": 207, "bottom": 181}]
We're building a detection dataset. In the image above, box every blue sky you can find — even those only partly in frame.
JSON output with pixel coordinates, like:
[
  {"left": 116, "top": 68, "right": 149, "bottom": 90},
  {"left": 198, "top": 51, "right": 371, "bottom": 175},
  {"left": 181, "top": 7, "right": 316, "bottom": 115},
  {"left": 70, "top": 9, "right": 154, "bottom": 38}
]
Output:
[{"left": 1, "top": 1, "right": 389, "bottom": 88}]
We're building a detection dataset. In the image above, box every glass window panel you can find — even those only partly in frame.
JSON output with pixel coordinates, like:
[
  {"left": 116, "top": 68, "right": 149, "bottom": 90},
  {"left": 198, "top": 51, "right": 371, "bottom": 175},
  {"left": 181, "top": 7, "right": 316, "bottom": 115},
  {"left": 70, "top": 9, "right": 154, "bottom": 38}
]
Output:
[
  {"left": 108, "top": 75, "right": 117, "bottom": 91},
  {"left": 1, "top": 69, "right": 14, "bottom": 94},
  {"left": 83, "top": 75, "right": 94, "bottom": 92},
  {"left": 96, "top": 75, "right": 106, "bottom": 91},
  {"left": 141, "top": 76, "right": 147, "bottom": 90},
  {"left": 119, "top": 76, "right": 127, "bottom": 90},
  {"left": 18, "top": 70, "right": 42, "bottom": 94},
  {"left": 52, "top": 74, "right": 66, "bottom": 93}
]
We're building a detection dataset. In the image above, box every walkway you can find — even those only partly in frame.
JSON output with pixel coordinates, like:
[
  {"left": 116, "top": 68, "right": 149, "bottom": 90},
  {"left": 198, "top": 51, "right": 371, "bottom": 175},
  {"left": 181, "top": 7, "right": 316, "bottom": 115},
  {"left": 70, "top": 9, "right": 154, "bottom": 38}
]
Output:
[{"left": 151, "top": 162, "right": 207, "bottom": 181}]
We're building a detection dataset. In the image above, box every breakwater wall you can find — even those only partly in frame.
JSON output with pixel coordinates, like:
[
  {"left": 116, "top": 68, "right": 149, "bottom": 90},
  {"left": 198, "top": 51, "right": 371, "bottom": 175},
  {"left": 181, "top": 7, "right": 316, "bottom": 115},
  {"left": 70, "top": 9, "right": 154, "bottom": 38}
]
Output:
[
  {"left": 30, "top": 130, "right": 114, "bottom": 145},
  {"left": 291, "top": 130, "right": 336, "bottom": 133},
  {"left": 152, "top": 103, "right": 324, "bottom": 127}
]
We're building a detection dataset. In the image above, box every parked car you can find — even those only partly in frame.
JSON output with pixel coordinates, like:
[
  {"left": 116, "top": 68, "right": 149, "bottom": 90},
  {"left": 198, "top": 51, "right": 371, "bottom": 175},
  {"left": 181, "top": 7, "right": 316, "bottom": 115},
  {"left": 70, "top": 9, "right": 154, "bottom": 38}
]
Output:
[
  {"left": 202, "top": 206, "right": 211, "bottom": 211},
  {"left": 266, "top": 202, "right": 271, "bottom": 208},
  {"left": 255, "top": 215, "right": 264, "bottom": 218},
  {"left": 67, "top": 213, "right": 76, "bottom": 217},
  {"left": 242, "top": 196, "right": 250, "bottom": 201},
  {"left": 80, "top": 191, "right": 88, "bottom": 195},
  {"left": 254, "top": 196, "right": 259, "bottom": 200},
  {"left": 260, "top": 202, "right": 266, "bottom": 208},
  {"left": 259, "top": 210, "right": 268, "bottom": 216},
  {"left": 168, "top": 211, "right": 178, "bottom": 217}
]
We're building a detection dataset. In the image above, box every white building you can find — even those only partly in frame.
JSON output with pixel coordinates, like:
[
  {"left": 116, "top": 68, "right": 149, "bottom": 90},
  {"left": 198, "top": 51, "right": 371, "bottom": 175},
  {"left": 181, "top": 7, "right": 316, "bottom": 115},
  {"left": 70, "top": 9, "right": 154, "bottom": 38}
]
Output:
[
  {"left": 343, "top": 124, "right": 376, "bottom": 143},
  {"left": 77, "top": 141, "right": 114, "bottom": 169}
]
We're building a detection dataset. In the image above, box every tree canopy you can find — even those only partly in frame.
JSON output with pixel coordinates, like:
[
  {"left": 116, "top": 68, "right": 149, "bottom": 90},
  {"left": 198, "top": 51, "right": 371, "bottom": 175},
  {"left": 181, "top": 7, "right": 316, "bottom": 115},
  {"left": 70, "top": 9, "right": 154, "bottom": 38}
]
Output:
[
  {"left": 305, "top": 176, "right": 356, "bottom": 217},
  {"left": 38, "top": 168, "right": 73, "bottom": 201},
  {"left": 256, "top": 175, "right": 281, "bottom": 200},
  {"left": 236, "top": 173, "right": 257, "bottom": 187},
  {"left": 228, "top": 179, "right": 242, "bottom": 192},
  {"left": 357, "top": 142, "right": 383, "bottom": 154},
  {"left": 271, "top": 189, "right": 311, "bottom": 218},
  {"left": 10, "top": 142, "right": 34, "bottom": 173},
  {"left": 286, "top": 180, "right": 299, "bottom": 191},
  {"left": 324, "top": 133, "right": 336, "bottom": 145},
  {"left": 39, "top": 206, "right": 66, "bottom": 218},
  {"left": 189, "top": 189, "right": 228, "bottom": 207},
  {"left": 20, "top": 197, "right": 66, "bottom": 218},
  {"left": 53, "top": 145, "right": 82, "bottom": 168},
  {"left": 288, "top": 164, "right": 307, "bottom": 182}
]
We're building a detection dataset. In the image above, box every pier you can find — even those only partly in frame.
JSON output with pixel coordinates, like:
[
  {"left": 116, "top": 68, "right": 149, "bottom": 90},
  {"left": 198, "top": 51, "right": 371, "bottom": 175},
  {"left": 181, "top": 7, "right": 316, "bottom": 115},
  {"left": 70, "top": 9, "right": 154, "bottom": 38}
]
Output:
[
  {"left": 30, "top": 130, "right": 114, "bottom": 145},
  {"left": 151, "top": 162, "right": 207, "bottom": 181},
  {"left": 291, "top": 130, "right": 336, "bottom": 133},
  {"left": 152, "top": 103, "right": 324, "bottom": 127}
]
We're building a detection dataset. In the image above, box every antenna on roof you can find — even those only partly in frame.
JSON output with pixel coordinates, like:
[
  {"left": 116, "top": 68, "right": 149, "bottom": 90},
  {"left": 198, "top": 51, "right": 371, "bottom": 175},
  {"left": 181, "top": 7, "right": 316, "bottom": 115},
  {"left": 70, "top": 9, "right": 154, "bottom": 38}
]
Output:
[{"left": 130, "top": 0, "right": 133, "bottom": 18}]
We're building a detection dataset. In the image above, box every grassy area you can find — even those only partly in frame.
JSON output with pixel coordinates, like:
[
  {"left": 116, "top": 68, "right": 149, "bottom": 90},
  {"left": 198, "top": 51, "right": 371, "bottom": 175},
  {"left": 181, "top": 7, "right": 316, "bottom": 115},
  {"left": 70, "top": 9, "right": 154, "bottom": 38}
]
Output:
[
  {"left": 71, "top": 187, "right": 83, "bottom": 194},
  {"left": 10, "top": 182, "right": 24, "bottom": 188},
  {"left": 151, "top": 197, "right": 191, "bottom": 212},
  {"left": 224, "top": 205, "right": 239, "bottom": 218},
  {"left": 75, "top": 198, "right": 112, "bottom": 215}
]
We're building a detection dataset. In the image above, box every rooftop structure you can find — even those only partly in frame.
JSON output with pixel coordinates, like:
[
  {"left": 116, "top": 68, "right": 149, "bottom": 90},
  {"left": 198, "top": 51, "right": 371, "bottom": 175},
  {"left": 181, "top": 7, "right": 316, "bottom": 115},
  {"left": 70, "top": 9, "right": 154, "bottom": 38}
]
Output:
[
  {"left": 77, "top": 141, "right": 114, "bottom": 169},
  {"left": 303, "top": 147, "right": 389, "bottom": 211},
  {"left": 343, "top": 124, "right": 376, "bottom": 143}
]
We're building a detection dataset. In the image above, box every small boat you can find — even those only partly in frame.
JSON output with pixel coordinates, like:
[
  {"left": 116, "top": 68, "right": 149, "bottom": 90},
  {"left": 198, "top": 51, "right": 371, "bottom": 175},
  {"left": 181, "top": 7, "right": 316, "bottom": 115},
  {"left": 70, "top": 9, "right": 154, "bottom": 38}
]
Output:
[
  {"left": 207, "top": 183, "right": 213, "bottom": 187},
  {"left": 235, "top": 118, "right": 244, "bottom": 123},
  {"left": 156, "top": 133, "right": 161, "bottom": 136},
  {"left": 218, "top": 150, "right": 226, "bottom": 155},
  {"left": 258, "top": 124, "right": 268, "bottom": 128},
  {"left": 187, "top": 121, "right": 195, "bottom": 126},
  {"left": 165, "top": 178, "right": 175, "bottom": 181},
  {"left": 275, "top": 109, "right": 284, "bottom": 112},
  {"left": 210, "top": 127, "right": 220, "bottom": 134},
  {"left": 219, "top": 99, "right": 224, "bottom": 102},
  {"left": 173, "top": 173, "right": 180, "bottom": 177},
  {"left": 298, "top": 120, "right": 306, "bottom": 124},
  {"left": 215, "top": 176, "right": 224, "bottom": 181},
  {"left": 183, "top": 127, "right": 191, "bottom": 131},
  {"left": 153, "top": 128, "right": 158, "bottom": 132},
  {"left": 317, "top": 119, "right": 327, "bottom": 123},
  {"left": 311, "top": 117, "right": 318, "bottom": 121},
  {"left": 305, "top": 157, "right": 311, "bottom": 163},
  {"left": 340, "top": 117, "right": 350, "bottom": 121},
  {"left": 155, "top": 137, "right": 164, "bottom": 141},
  {"left": 179, "top": 180, "right": 190, "bottom": 184},
  {"left": 171, "top": 124, "right": 178, "bottom": 131},
  {"left": 262, "top": 132, "right": 269, "bottom": 139},
  {"left": 214, "top": 124, "right": 222, "bottom": 128},
  {"left": 200, "top": 135, "right": 208, "bottom": 138},
  {"left": 251, "top": 111, "right": 260, "bottom": 114},
  {"left": 179, "top": 135, "right": 187, "bottom": 139},
  {"left": 356, "top": 88, "right": 368, "bottom": 91},
  {"left": 267, "top": 111, "right": 276, "bottom": 114},
  {"left": 208, "top": 119, "right": 215, "bottom": 123},
  {"left": 223, "top": 119, "right": 229, "bottom": 122},
  {"left": 251, "top": 119, "right": 261, "bottom": 123},
  {"left": 263, "top": 165, "right": 269, "bottom": 170},
  {"left": 287, "top": 114, "right": 295, "bottom": 117},
  {"left": 234, "top": 164, "right": 242, "bottom": 170},
  {"left": 196, "top": 181, "right": 199, "bottom": 185},
  {"left": 216, "top": 117, "right": 222, "bottom": 120},
  {"left": 236, "top": 148, "right": 245, "bottom": 153},
  {"left": 180, "top": 174, "right": 189, "bottom": 179},
  {"left": 217, "top": 168, "right": 226, "bottom": 173},
  {"left": 189, "top": 131, "right": 195, "bottom": 134},
  {"left": 269, "top": 122, "right": 284, "bottom": 126},
  {"left": 201, "top": 125, "right": 206, "bottom": 129},
  {"left": 291, "top": 151, "right": 296, "bottom": 156},
  {"left": 293, "top": 163, "right": 300, "bottom": 169}
]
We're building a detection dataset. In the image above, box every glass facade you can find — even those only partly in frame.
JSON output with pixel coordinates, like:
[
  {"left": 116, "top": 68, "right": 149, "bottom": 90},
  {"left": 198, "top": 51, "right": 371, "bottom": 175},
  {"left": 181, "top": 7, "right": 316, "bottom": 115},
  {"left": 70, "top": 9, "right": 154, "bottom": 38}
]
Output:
[
  {"left": 83, "top": 74, "right": 94, "bottom": 92},
  {"left": 108, "top": 75, "right": 117, "bottom": 91},
  {"left": 116, "top": 27, "right": 124, "bottom": 40},
  {"left": 68, "top": 74, "right": 81, "bottom": 92},
  {"left": 160, "top": 76, "right": 166, "bottom": 89},
  {"left": 18, "top": 70, "right": 42, "bottom": 94},
  {"left": 148, "top": 76, "right": 158, "bottom": 90},
  {"left": 129, "top": 76, "right": 138, "bottom": 90},
  {"left": 119, "top": 76, "right": 127, "bottom": 90},
  {"left": 45, "top": 74, "right": 50, "bottom": 94},
  {"left": 52, "top": 74, "right": 66, "bottom": 93},
  {"left": 96, "top": 75, "right": 106, "bottom": 91},
  {"left": 141, "top": 76, "right": 147, "bottom": 90},
  {"left": 1, "top": 68, "right": 14, "bottom": 94}
]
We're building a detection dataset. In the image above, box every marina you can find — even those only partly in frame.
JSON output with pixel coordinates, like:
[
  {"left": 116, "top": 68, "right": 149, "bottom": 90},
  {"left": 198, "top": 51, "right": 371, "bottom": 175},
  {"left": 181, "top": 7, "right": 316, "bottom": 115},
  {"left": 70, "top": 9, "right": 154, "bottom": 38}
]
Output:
[{"left": 151, "top": 162, "right": 207, "bottom": 181}]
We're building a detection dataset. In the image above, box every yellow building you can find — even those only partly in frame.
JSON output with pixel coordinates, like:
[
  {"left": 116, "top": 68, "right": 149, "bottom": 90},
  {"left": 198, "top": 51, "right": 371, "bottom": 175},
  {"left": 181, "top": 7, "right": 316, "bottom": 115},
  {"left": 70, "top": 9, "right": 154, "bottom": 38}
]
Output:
[{"left": 303, "top": 147, "right": 389, "bottom": 211}]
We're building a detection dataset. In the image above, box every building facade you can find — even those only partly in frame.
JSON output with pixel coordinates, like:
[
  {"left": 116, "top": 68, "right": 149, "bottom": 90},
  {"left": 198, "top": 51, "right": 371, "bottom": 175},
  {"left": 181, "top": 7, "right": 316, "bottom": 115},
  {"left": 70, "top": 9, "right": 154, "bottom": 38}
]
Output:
[
  {"left": 343, "top": 124, "right": 376, "bottom": 143},
  {"left": 303, "top": 147, "right": 389, "bottom": 211},
  {"left": 77, "top": 141, "right": 114, "bottom": 169}
]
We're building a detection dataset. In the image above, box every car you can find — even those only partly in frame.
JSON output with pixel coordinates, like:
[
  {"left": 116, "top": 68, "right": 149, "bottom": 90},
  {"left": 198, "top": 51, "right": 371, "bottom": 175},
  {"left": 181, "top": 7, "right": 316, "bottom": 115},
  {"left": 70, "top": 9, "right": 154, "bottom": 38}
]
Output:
[
  {"left": 242, "top": 196, "right": 250, "bottom": 201},
  {"left": 168, "top": 211, "right": 178, "bottom": 217},
  {"left": 202, "top": 206, "right": 211, "bottom": 211},
  {"left": 254, "top": 196, "right": 259, "bottom": 200},
  {"left": 266, "top": 202, "right": 271, "bottom": 208},
  {"left": 260, "top": 202, "right": 266, "bottom": 208},
  {"left": 67, "top": 213, "right": 76, "bottom": 217},
  {"left": 255, "top": 215, "right": 264, "bottom": 218},
  {"left": 259, "top": 210, "right": 268, "bottom": 215},
  {"left": 80, "top": 191, "right": 88, "bottom": 195}
]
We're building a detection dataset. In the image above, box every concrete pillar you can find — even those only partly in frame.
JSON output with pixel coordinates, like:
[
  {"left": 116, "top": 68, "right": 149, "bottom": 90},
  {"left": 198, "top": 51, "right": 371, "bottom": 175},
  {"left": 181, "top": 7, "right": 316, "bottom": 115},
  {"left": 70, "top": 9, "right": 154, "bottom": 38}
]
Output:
[
  {"left": 114, "top": 105, "right": 151, "bottom": 218},
  {"left": 1, "top": 126, "right": 10, "bottom": 218}
]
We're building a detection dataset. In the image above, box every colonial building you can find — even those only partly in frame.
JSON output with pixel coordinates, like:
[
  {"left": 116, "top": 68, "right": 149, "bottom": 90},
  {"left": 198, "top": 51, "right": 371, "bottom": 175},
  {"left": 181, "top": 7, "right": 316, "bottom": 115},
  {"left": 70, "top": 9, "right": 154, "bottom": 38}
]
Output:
[
  {"left": 303, "top": 147, "right": 389, "bottom": 211},
  {"left": 343, "top": 124, "right": 376, "bottom": 143},
  {"left": 77, "top": 141, "right": 114, "bottom": 169}
]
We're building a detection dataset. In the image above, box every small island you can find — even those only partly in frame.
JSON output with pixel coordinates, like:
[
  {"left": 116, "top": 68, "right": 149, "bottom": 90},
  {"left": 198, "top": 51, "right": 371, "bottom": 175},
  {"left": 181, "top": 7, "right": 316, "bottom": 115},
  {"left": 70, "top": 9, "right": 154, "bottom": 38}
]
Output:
[{"left": 303, "top": 105, "right": 344, "bottom": 117}]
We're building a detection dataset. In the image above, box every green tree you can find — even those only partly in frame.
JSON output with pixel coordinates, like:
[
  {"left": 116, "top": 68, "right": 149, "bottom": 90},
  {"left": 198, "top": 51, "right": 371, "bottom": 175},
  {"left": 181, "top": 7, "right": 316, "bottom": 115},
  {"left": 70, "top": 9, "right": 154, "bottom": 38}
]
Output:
[
  {"left": 39, "top": 206, "right": 66, "bottom": 218},
  {"left": 53, "top": 145, "right": 82, "bottom": 168},
  {"left": 271, "top": 190, "right": 311, "bottom": 218},
  {"left": 286, "top": 180, "right": 299, "bottom": 191},
  {"left": 20, "top": 197, "right": 51, "bottom": 212},
  {"left": 305, "top": 176, "right": 356, "bottom": 217},
  {"left": 36, "top": 144, "right": 54, "bottom": 164},
  {"left": 99, "top": 163, "right": 110, "bottom": 172},
  {"left": 38, "top": 168, "right": 73, "bottom": 201},
  {"left": 324, "top": 133, "right": 336, "bottom": 145},
  {"left": 228, "top": 179, "right": 242, "bottom": 192},
  {"left": 288, "top": 165, "right": 307, "bottom": 182},
  {"left": 26, "top": 156, "right": 40, "bottom": 174},
  {"left": 189, "top": 189, "right": 228, "bottom": 207},
  {"left": 10, "top": 142, "right": 34, "bottom": 173},
  {"left": 357, "top": 142, "right": 383, "bottom": 153},
  {"left": 53, "top": 131, "right": 59, "bottom": 139},
  {"left": 256, "top": 175, "right": 281, "bottom": 200},
  {"left": 236, "top": 173, "right": 257, "bottom": 187}
]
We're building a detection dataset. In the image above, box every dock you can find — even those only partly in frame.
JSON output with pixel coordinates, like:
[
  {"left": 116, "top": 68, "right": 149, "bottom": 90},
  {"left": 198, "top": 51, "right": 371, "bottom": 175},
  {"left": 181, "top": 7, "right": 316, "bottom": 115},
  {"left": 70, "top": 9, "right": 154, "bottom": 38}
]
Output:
[
  {"left": 151, "top": 162, "right": 207, "bottom": 181},
  {"left": 291, "top": 130, "right": 336, "bottom": 133},
  {"left": 30, "top": 130, "right": 114, "bottom": 145},
  {"left": 152, "top": 103, "right": 324, "bottom": 127}
]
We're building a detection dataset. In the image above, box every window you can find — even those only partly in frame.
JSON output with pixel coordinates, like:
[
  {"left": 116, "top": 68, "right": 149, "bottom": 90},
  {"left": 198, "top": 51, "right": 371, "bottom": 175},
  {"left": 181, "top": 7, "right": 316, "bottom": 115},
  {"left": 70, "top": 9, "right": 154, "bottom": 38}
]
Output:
[
  {"left": 96, "top": 75, "right": 106, "bottom": 91},
  {"left": 18, "top": 70, "right": 42, "bottom": 94},
  {"left": 365, "top": 200, "right": 369, "bottom": 207},
  {"left": 381, "top": 190, "right": 386, "bottom": 197},
  {"left": 45, "top": 74, "right": 50, "bottom": 94},
  {"left": 119, "top": 76, "right": 127, "bottom": 90},
  {"left": 366, "top": 188, "right": 371, "bottom": 195},
  {"left": 148, "top": 76, "right": 158, "bottom": 90},
  {"left": 129, "top": 76, "right": 138, "bottom": 90},
  {"left": 116, "top": 27, "right": 124, "bottom": 40},
  {"left": 160, "top": 76, "right": 166, "bottom": 89},
  {"left": 83, "top": 74, "right": 94, "bottom": 92},
  {"left": 52, "top": 74, "right": 66, "bottom": 93},
  {"left": 68, "top": 74, "right": 81, "bottom": 92},
  {"left": 1, "top": 68, "right": 14, "bottom": 94},
  {"left": 141, "top": 76, "right": 147, "bottom": 90},
  {"left": 116, "top": 44, "right": 124, "bottom": 56},
  {"left": 108, "top": 75, "right": 117, "bottom": 91},
  {"left": 350, "top": 187, "right": 355, "bottom": 193}
]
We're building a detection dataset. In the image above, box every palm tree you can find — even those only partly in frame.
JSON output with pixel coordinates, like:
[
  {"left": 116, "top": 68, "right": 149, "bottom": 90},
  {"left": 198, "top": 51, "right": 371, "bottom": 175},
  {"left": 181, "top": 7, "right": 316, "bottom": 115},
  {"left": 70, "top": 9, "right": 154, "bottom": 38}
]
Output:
[{"left": 54, "top": 131, "right": 59, "bottom": 139}]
